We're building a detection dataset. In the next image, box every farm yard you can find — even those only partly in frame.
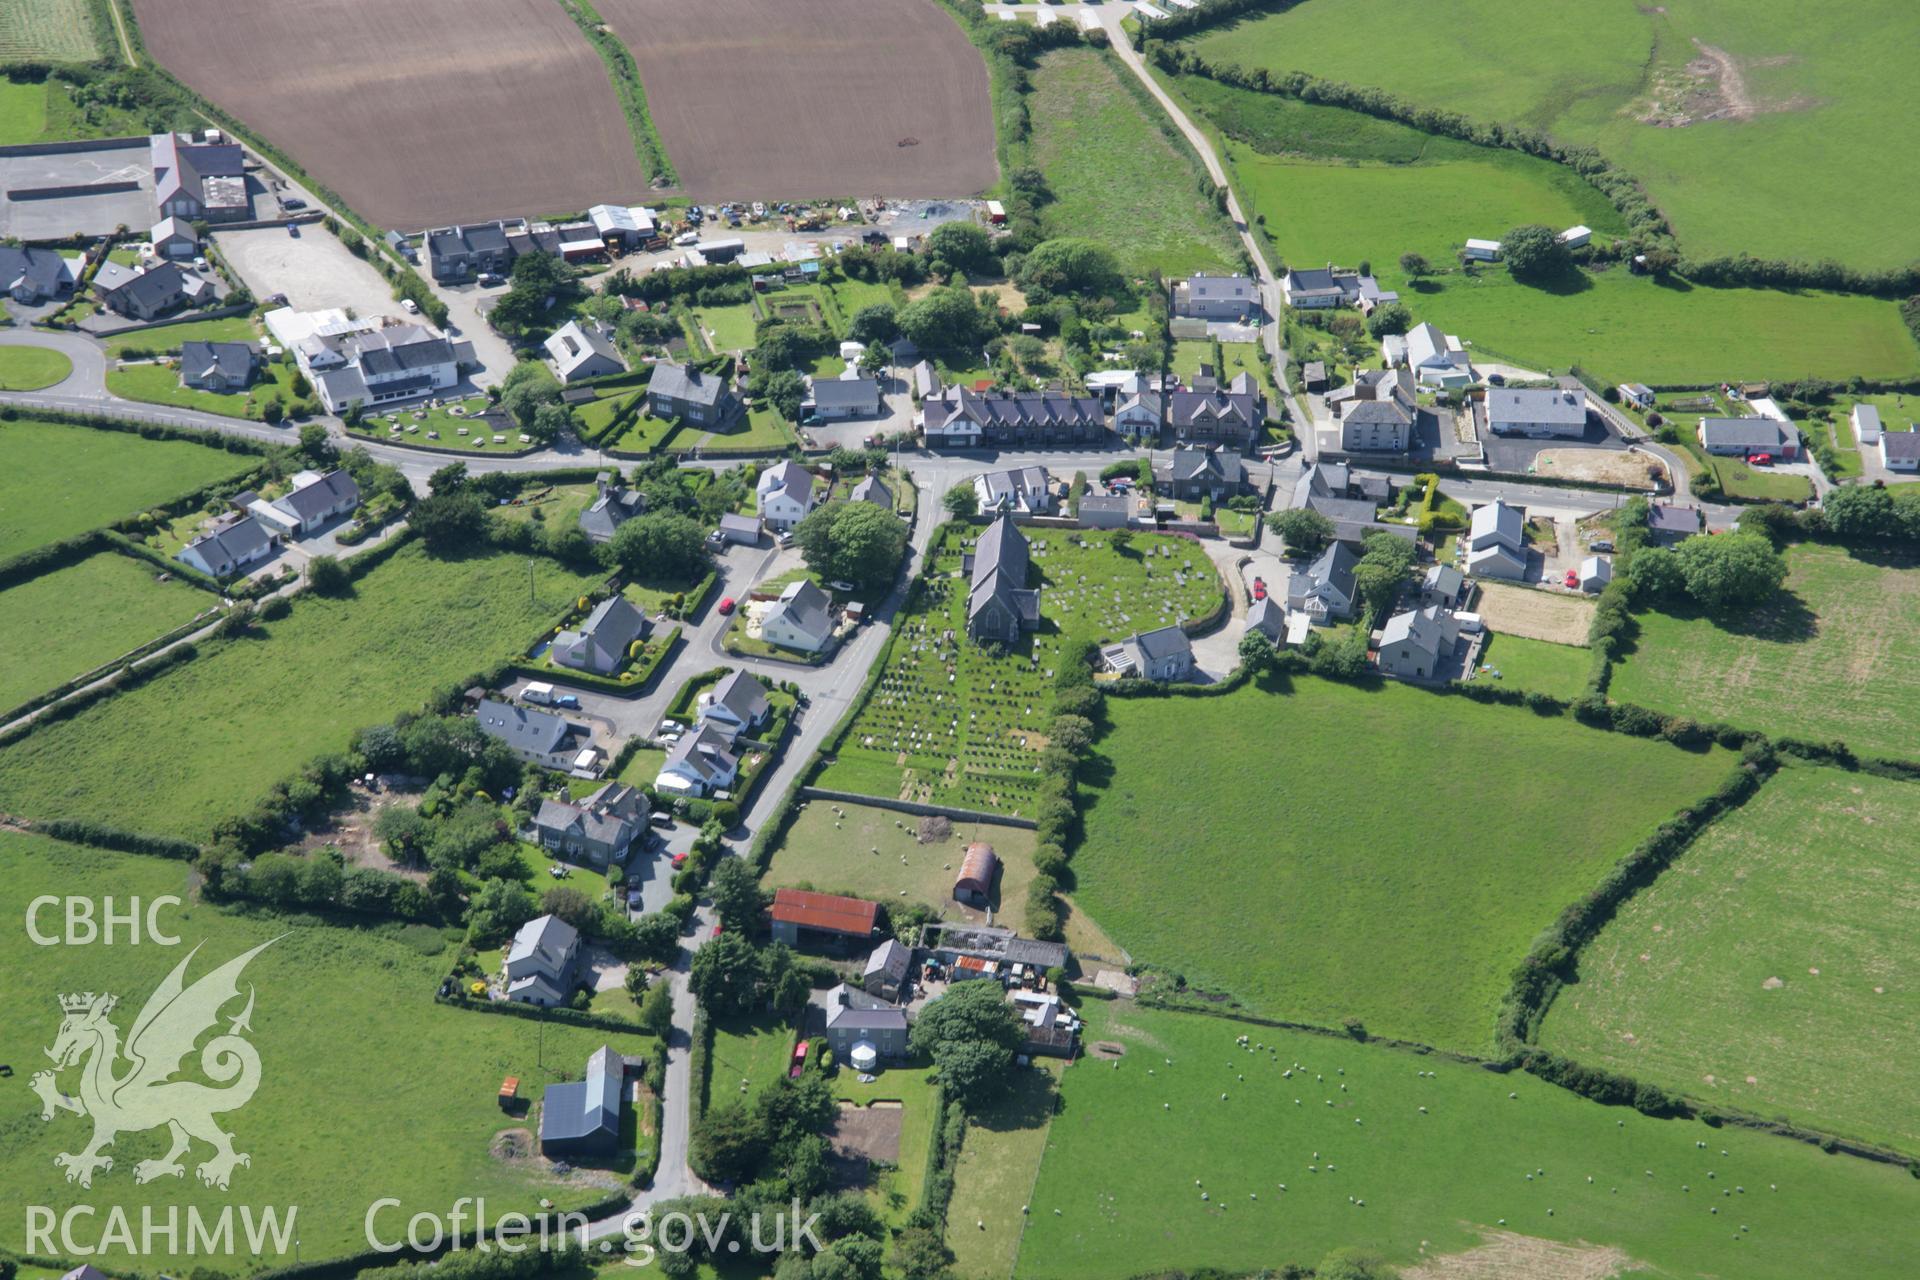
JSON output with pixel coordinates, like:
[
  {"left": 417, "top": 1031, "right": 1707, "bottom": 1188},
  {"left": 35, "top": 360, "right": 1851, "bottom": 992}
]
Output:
[
  {"left": 0, "top": 0, "right": 99, "bottom": 64},
  {"left": 1015, "top": 1002, "right": 1920, "bottom": 1280},
  {"left": 1609, "top": 543, "right": 1920, "bottom": 762},
  {"left": 813, "top": 525, "right": 1225, "bottom": 817},
  {"left": 1025, "top": 48, "right": 1240, "bottom": 278},
  {"left": 0, "top": 551, "right": 215, "bottom": 713},
  {"left": 0, "top": 418, "right": 255, "bottom": 562},
  {"left": 0, "top": 542, "right": 603, "bottom": 839},
  {"left": 1178, "top": 0, "right": 1920, "bottom": 271},
  {"left": 128, "top": 0, "right": 652, "bottom": 228},
  {"left": 1073, "top": 678, "right": 1732, "bottom": 1052},
  {"left": 762, "top": 798, "right": 1037, "bottom": 918},
  {"left": 0, "top": 833, "right": 652, "bottom": 1271},
  {"left": 1539, "top": 764, "right": 1920, "bottom": 1153},
  {"left": 592, "top": 0, "right": 996, "bottom": 201}
]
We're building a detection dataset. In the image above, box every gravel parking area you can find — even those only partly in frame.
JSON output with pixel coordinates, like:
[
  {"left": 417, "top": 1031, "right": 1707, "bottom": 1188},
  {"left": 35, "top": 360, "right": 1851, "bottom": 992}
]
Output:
[{"left": 214, "top": 225, "right": 397, "bottom": 315}]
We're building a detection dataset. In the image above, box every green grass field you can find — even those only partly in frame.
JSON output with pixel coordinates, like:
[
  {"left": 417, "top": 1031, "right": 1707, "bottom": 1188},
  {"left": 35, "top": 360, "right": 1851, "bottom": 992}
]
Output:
[
  {"left": 0, "top": 418, "right": 254, "bottom": 562},
  {"left": 0, "top": 0, "right": 99, "bottom": 64},
  {"left": 0, "top": 833, "right": 652, "bottom": 1270},
  {"left": 104, "top": 315, "right": 259, "bottom": 358},
  {"left": 0, "top": 76, "right": 49, "bottom": 142},
  {"left": 0, "top": 344, "right": 72, "bottom": 390},
  {"left": 1539, "top": 764, "right": 1920, "bottom": 1153},
  {"left": 708, "top": 1014, "right": 795, "bottom": 1110},
  {"left": 0, "top": 542, "right": 603, "bottom": 838},
  {"left": 0, "top": 551, "right": 213, "bottom": 711},
  {"left": 1472, "top": 632, "right": 1592, "bottom": 701},
  {"left": 946, "top": 1061, "right": 1059, "bottom": 1280},
  {"left": 1015, "top": 1002, "right": 1920, "bottom": 1280},
  {"left": 1610, "top": 543, "right": 1920, "bottom": 761},
  {"left": 1074, "top": 678, "right": 1731, "bottom": 1052},
  {"left": 1027, "top": 48, "right": 1239, "bottom": 278},
  {"left": 1182, "top": 0, "right": 1920, "bottom": 270},
  {"left": 815, "top": 525, "right": 1225, "bottom": 817},
  {"left": 693, "top": 303, "right": 761, "bottom": 353},
  {"left": 106, "top": 360, "right": 300, "bottom": 421},
  {"left": 763, "top": 799, "right": 1037, "bottom": 918}
]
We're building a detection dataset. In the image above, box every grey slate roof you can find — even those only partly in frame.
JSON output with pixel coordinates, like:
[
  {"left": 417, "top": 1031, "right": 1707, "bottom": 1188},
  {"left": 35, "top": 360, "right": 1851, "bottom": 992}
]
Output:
[
  {"left": 650, "top": 360, "right": 729, "bottom": 410},
  {"left": 1469, "top": 498, "right": 1524, "bottom": 547},
  {"left": 540, "top": 1045, "right": 623, "bottom": 1146},
  {"left": 922, "top": 387, "right": 1104, "bottom": 433},
  {"left": 1699, "top": 417, "right": 1794, "bottom": 450},
  {"left": 545, "top": 319, "right": 624, "bottom": 381},
  {"left": 1647, "top": 504, "right": 1700, "bottom": 535},
  {"left": 557, "top": 595, "right": 649, "bottom": 672},
  {"left": 1487, "top": 387, "right": 1587, "bottom": 429},
  {"left": 108, "top": 261, "right": 188, "bottom": 313},
  {"left": 579, "top": 485, "right": 646, "bottom": 542},
  {"left": 0, "top": 245, "right": 77, "bottom": 298},
  {"left": 863, "top": 939, "right": 910, "bottom": 984},
  {"left": 179, "top": 340, "right": 255, "bottom": 385},
  {"left": 273, "top": 468, "right": 358, "bottom": 525},
  {"left": 707, "top": 669, "right": 771, "bottom": 726},
  {"left": 825, "top": 984, "right": 908, "bottom": 1033},
  {"left": 1307, "top": 541, "right": 1360, "bottom": 599},
  {"left": 850, "top": 473, "right": 893, "bottom": 507},
  {"left": 1379, "top": 605, "right": 1450, "bottom": 659},
  {"left": 180, "top": 515, "right": 274, "bottom": 573},
  {"left": 509, "top": 913, "right": 580, "bottom": 970},
  {"left": 354, "top": 325, "right": 454, "bottom": 376},
  {"left": 1168, "top": 388, "right": 1263, "bottom": 433},
  {"left": 968, "top": 514, "right": 1040, "bottom": 628},
  {"left": 811, "top": 377, "right": 881, "bottom": 412},
  {"left": 758, "top": 459, "right": 815, "bottom": 507},
  {"left": 1180, "top": 273, "right": 1255, "bottom": 302},
  {"left": 766, "top": 577, "right": 832, "bottom": 640},
  {"left": 1246, "top": 596, "right": 1285, "bottom": 641},
  {"left": 1882, "top": 430, "right": 1920, "bottom": 461},
  {"left": 662, "top": 721, "right": 738, "bottom": 786},
  {"left": 476, "top": 698, "right": 577, "bottom": 757}
]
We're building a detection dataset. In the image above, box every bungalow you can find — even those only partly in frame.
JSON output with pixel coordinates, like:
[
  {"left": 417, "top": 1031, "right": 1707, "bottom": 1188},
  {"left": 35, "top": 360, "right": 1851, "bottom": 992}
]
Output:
[
  {"left": 1647, "top": 502, "right": 1701, "bottom": 546},
  {"left": 150, "top": 216, "right": 199, "bottom": 260},
  {"left": 179, "top": 340, "right": 256, "bottom": 391},
  {"left": 94, "top": 260, "right": 204, "bottom": 321},
  {"left": 1463, "top": 238, "right": 1503, "bottom": 262},
  {"left": 552, "top": 595, "right": 649, "bottom": 676},
  {"left": 1401, "top": 322, "right": 1474, "bottom": 388},
  {"left": 760, "top": 578, "right": 835, "bottom": 653},
  {"left": 862, "top": 939, "right": 911, "bottom": 1003},
  {"left": 533, "top": 782, "right": 647, "bottom": 867},
  {"left": 807, "top": 376, "right": 882, "bottom": 420},
  {"left": 1278, "top": 265, "right": 1395, "bottom": 311},
  {"left": 822, "top": 984, "right": 908, "bottom": 1062},
  {"left": 1698, "top": 416, "right": 1798, "bottom": 459},
  {"left": 268, "top": 468, "right": 359, "bottom": 535},
  {"left": 1102, "top": 625, "right": 1194, "bottom": 681},
  {"left": 177, "top": 514, "right": 277, "bottom": 578},
  {"left": 1375, "top": 605, "right": 1460, "bottom": 683},
  {"left": 975, "top": 464, "right": 1055, "bottom": 515},
  {"left": 0, "top": 245, "right": 80, "bottom": 303},
  {"left": 1578, "top": 555, "right": 1613, "bottom": 593},
  {"left": 578, "top": 473, "right": 647, "bottom": 544},
  {"left": 697, "top": 669, "right": 772, "bottom": 736},
  {"left": 655, "top": 721, "right": 738, "bottom": 797},
  {"left": 1172, "top": 272, "right": 1258, "bottom": 321},
  {"left": 475, "top": 698, "right": 595, "bottom": 771},
  {"left": 1288, "top": 542, "right": 1360, "bottom": 622},
  {"left": 756, "top": 460, "right": 817, "bottom": 531},
  {"left": 505, "top": 913, "right": 580, "bottom": 1007},
  {"left": 539, "top": 1045, "right": 624, "bottom": 1157},
  {"left": 1487, "top": 386, "right": 1588, "bottom": 438},
  {"left": 1880, "top": 430, "right": 1920, "bottom": 473},
  {"left": 1850, "top": 403, "right": 1883, "bottom": 445},
  {"left": 965, "top": 515, "right": 1040, "bottom": 644},
  {"left": 954, "top": 843, "right": 1000, "bottom": 907},
  {"left": 769, "top": 888, "right": 880, "bottom": 948},
  {"left": 850, "top": 473, "right": 893, "bottom": 508},
  {"left": 1465, "top": 498, "right": 1527, "bottom": 580},
  {"left": 1155, "top": 445, "right": 1245, "bottom": 501},
  {"left": 545, "top": 320, "right": 625, "bottom": 384},
  {"left": 647, "top": 360, "right": 737, "bottom": 427},
  {"left": 1618, "top": 383, "right": 1656, "bottom": 411}
]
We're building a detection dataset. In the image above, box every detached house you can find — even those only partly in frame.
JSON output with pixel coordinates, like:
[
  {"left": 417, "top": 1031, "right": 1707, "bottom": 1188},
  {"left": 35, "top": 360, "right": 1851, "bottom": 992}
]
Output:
[
  {"left": 475, "top": 699, "right": 595, "bottom": 771},
  {"left": 177, "top": 514, "right": 277, "bottom": 579},
  {"left": 1279, "top": 265, "right": 1397, "bottom": 312},
  {"left": 1465, "top": 499, "right": 1527, "bottom": 580},
  {"left": 655, "top": 722, "right": 739, "bottom": 797},
  {"left": 1487, "top": 387, "right": 1589, "bottom": 438},
  {"left": 697, "top": 670, "right": 772, "bottom": 736},
  {"left": 1698, "top": 416, "right": 1798, "bottom": 459},
  {"left": 965, "top": 515, "right": 1040, "bottom": 644},
  {"left": 578, "top": 473, "right": 646, "bottom": 544},
  {"left": 1375, "top": 605, "right": 1461, "bottom": 683},
  {"left": 1647, "top": 503, "right": 1701, "bottom": 545},
  {"left": 264, "top": 468, "right": 359, "bottom": 536},
  {"left": 760, "top": 578, "right": 835, "bottom": 653},
  {"left": 534, "top": 783, "right": 647, "bottom": 868},
  {"left": 1330, "top": 368, "right": 1418, "bottom": 453},
  {"left": 93, "top": 260, "right": 205, "bottom": 321},
  {"left": 1102, "top": 626, "right": 1195, "bottom": 681},
  {"left": 822, "top": 984, "right": 909, "bottom": 1062},
  {"left": 179, "top": 341, "right": 256, "bottom": 392},
  {"left": 552, "top": 595, "right": 649, "bottom": 676},
  {"left": 545, "top": 320, "right": 625, "bottom": 384},
  {"left": 1168, "top": 375, "right": 1265, "bottom": 450},
  {"left": 1288, "top": 542, "right": 1360, "bottom": 623},
  {"left": 647, "top": 360, "right": 737, "bottom": 427},
  {"left": 974, "top": 464, "right": 1054, "bottom": 515},
  {"left": 0, "top": 245, "right": 81, "bottom": 303},
  {"left": 756, "top": 460, "right": 817, "bottom": 532},
  {"left": 1399, "top": 322, "right": 1474, "bottom": 388},
  {"left": 505, "top": 914, "right": 580, "bottom": 1007},
  {"left": 1173, "top": 272, "right": 1258, "bottom": 321},
  {"left": 850, "top": 473, "right": 893, "bottom": 508},
  {"left": 1155, "top": 446, "right": 1245, "bottom": 501}
]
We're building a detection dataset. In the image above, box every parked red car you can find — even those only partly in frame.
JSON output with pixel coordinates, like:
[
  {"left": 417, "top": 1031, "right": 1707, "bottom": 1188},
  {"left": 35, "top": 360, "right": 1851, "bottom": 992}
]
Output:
[
  {"left": 1564, "top": 569, "right": 1580, "bottom": 588},
  {"left": 1251, "top": 577, "right": 1267, "bottom": 601},
  {"left": 718, "top": 596, "right": 737, "bottom": 614},
  {"left": 1749, "top": 453, "right": 1774, "bottom": 466},
  {"left": 671, "top": 851, "right": 688, "bottom": 869},
  {"left": 790, "top": 1040, "right": 810, "bottom": 1079}
]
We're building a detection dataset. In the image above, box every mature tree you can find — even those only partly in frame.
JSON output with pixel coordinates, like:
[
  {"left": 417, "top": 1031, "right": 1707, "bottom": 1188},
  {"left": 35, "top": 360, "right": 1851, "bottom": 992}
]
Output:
[
  {"left": 605, "top": 512, "right": 712, "bottom": 582},
  {"left": 636, "top": 976, "right": 674, "bottom": 1037},
  {"left": 298, "top": 422, "right": 334, "bottom": 463},
  {"left": 1501, "top": 224, "right": 1571, "bottom": 282},
  {"left": 466, "top": 879, "right": 537, "bottom": 947},
  {"left": 1238, "top": 629, "right": 1278, "bottom": 674},
  {"left": 898, "top": 287, "right": 992, "bottom": 352},
  {"left": 306, "top": 554, "right": 349, "bottom": 594},
  {"left": 1675, "top": 531, "right": 1787, "bottom": 610},
  {"left": 1398, "top": 252, "right": 1430, "bottom": 278},
  {"left": 408, "top": 491, "right": 490, "bottom": 552},
  {"left": 499, "top": 360, "right": 565, "bottom": 433},
  {"left": 752, "top": 367, "right": 807, "bottom": 421},
  {"left": 808, "top": 1239, "right": 883, "bottom": 1280},
  {"left": 1016, "top": 238, "right": 1122, "bottom": 299},
  {"left": 943, "top": 482, "right": 979, "bottom": 518},
  {"left": 1626, "top": 544, "right": 1685, "bottom": 603},
  {"left": 890, "top": 1227, "right": 954, "bottom": 1280},
  {"left": 1822, "top": 484, "right": 1904, "bottom": 540},
  {"left": 847, "top": 302, "right": 899, "bottom": 345},
  {"left": 373, "top": 805, "right": 430, "bottom": 866},
  {"left": 927, "top": 221, "right": 997, "bottom": 276},
  {"left": 1267, "top": 507, "right": 1335, "bottom": 556},
  {"left": 629, "top": 911, "right": 683, "bottom": 965},
  {"left": 689, "top": 931, "right": 763, "bottom": 1014},
  {"left": 909, "top": 978, "right": 1024, "bottom": 1110},
  {"left": 794, "top": 501, "right": 909, "bottom": 589},
  {"left": 709, "top": 857, "right": 767, "bottom": 933},
  {"left": 489, "top": 251, "right": 567, "bottom": 335},
  {"left": 428, "top": 461, "right": 470, "bottom": 496},
  {"left": 689, "top": 1100, "right": 765, "bottom": 1184},
  {"left": 1108, "top": 528, "right": 1133, "bottom": 555},
  {"left": 856, "top": 344, "right": 888, "bottom": 378},
  {"left": 1365, "top": 302, "right": 1412, "bottom": 338},
  {"left": 530, "top": 400, "right": 573, "bottom": 444},
  {"left": 540, "top": 885, "right": 596, "bottom": 930},
  {"left": 1354, "top": 532, "right": 1417, "bottom": 622}
]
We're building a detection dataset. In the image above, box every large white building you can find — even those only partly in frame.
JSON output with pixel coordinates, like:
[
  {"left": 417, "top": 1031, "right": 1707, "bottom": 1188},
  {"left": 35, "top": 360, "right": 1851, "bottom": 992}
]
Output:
[{"left": 296, "top": 320, "right": 461, "bottom": 413}]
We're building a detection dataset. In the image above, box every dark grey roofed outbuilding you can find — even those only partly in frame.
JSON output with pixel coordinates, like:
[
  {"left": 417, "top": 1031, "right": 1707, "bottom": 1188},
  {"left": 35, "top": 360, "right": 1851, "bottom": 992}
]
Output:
[{"left": 538, "top": 1045, "right": 623, "bottom": 1155}]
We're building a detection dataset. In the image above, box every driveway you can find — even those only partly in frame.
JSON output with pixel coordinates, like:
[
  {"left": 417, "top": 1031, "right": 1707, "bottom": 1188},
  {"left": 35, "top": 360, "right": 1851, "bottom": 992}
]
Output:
[{"left": 425, "top": 277, "right": 518, "bottom": 388}]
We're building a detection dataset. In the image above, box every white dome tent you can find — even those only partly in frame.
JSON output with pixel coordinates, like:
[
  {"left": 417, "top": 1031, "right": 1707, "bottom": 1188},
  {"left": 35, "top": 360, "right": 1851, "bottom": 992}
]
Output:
[{"left": 849, "top": 1041, "right": 879, "bottom": 1074}]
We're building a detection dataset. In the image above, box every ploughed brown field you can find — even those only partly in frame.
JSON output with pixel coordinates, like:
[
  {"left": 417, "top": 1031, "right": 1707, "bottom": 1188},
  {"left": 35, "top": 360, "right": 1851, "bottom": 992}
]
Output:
[
  {"left": 130, "top": 0, "right": 654, "bottom": 229},
  {"left": 596, "top": 0, "right": 996, "bottom": 200}
]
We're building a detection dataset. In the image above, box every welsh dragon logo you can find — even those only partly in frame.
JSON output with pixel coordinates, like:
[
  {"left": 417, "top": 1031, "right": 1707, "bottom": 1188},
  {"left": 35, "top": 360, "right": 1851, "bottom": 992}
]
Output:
[{"left": 31, "top": 939, "right": 277, "bottom": 1190}]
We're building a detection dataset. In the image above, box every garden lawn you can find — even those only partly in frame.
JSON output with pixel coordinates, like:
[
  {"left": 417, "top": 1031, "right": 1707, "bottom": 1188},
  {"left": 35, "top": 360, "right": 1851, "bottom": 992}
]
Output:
[
  {"left": 0, "top": 551, "right": 212, "bottom": 711},
  {"left": 1016, "top": 1002, "right": 1920, "bottom": 1280},
  {"left": 1610, "top": 542, "right": 1920, "bottom": 761},
  {"left": 694, "top": 303, "right": 761, "bottom": 353},
  {"left": 1075, "top": 678, "right": 1731, "bottom": 1052},
  {"left": 0, "top": 418, "right": 254, "bottom": 561},
  {"left": 708, "top": 1013, "right": 794, "bottom": 1109},
  {"left": 946, "top": 1061, "right": 1059, "bottom": 1280},
  {"left": 106, "top": 359, "right": 300, "bottom": 420},
  {"left": 1027, "top": 48, "right": 1239, "bottom": 278},
  {"left": 103, "top": 315, "right": 257, "bottom": 358},
  {"left": 0, "top": 542, "right": 603, "bottom": 838},
  {"left": 1539, "top": 763, "right": 1920, "bottom": 1152},
  {"left": 1473, "top": 632, "right": 1591, "bottom": 701},
  {"left": 0, "top": 344, "right": 71, "bottom": 389},
  {"left": 763, "top": 800, "right": 1037, "bottom": 918},
  {"left": 0, "top": 833, "right": 653, "bottom": 1271},
  {"left": 0, "top": 76, "right": 48, "bottom": 142},
  {"left": 677, "top": 406, "right": 794, "bottom": 453},
  {"left": 815, "top": 526, "right": 1225, "bottom": 816},
  {"left": 832, "top": 1064, "right": 937, "bottom": 1228},
  {"left": 609, "top": 410, "right": 679, "bottom": 454},
  {"left": 1181, "top": 0, "right": 1920, "bottom": 270}
]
